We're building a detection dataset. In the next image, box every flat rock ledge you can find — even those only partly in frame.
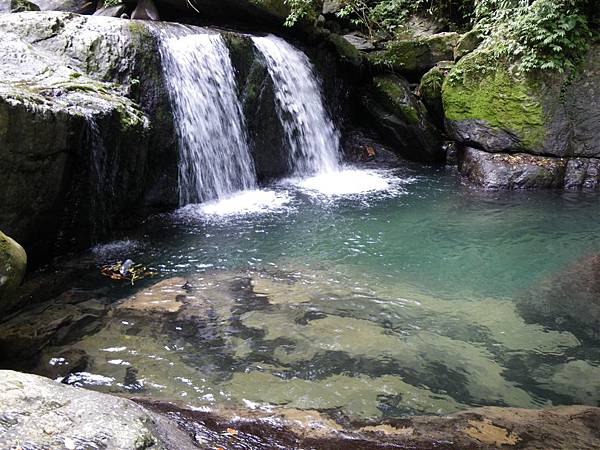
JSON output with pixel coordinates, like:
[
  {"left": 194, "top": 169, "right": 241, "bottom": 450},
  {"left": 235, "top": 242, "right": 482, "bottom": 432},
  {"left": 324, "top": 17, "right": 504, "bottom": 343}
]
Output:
[
  {"left": 459, "top": 147, "right": 600, "bottom": 190},
  {"left": 2, "top": 370, "right": 600, "bottom": 449}
]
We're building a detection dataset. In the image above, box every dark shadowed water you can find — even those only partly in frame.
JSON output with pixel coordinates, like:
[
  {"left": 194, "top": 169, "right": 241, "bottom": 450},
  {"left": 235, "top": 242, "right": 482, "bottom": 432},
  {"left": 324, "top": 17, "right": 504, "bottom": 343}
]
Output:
[{"left": 44, "top": 165, "right": 600, "bottom": 421}]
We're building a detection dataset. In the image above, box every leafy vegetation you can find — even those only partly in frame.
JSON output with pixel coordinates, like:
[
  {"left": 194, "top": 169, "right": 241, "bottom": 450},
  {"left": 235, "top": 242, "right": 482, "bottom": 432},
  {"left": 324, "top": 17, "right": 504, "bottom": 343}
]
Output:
[{"left": 284, "top": 0, "right": 594, "bottom": 74}]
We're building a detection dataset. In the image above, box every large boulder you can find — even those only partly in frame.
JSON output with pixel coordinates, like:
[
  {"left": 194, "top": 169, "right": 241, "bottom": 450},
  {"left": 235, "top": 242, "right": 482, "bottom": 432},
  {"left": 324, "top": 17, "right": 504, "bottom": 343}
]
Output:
[
  {"left": 443, "top": 44, "right": 600, "bottom": 158},
  {"left": 361, "top": 74, "right": 443, "bottom": 163},
  {"left": 458, "top": 148, "right": 567, "bottom": 189},
  {"left": 418, "top": 61, "right": 453, "bottom": 128},
  {"left": 0, "top": 370, "right": 194, "bottom": 449},
  {"left": 0, "top": 12, "right": 181, "bottom": 260},
  {"left": 0, "top": 13, "right": 149, "bottom": 258},
  {"left": 0, "top": 232, "right": 26, "bottom": 315}
]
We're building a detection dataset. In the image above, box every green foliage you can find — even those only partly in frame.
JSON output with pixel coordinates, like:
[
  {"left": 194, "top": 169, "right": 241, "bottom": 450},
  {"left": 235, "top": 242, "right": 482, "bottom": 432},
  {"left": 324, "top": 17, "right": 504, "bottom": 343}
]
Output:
[
  {"left": 282, "top": 0, "right": 317, "bottom": 26},
  {"left": 478, "top": 0, "right": 591, "bottom": 74},
  {"left": 283, "top": 0, "right": 593, "bottom": 75}
]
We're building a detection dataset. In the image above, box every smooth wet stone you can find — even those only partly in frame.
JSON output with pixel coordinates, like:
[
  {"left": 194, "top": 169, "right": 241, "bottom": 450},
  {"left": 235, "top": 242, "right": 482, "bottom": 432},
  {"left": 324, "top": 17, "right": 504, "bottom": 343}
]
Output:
[{"left": 0, "top": 370, "right": 194, "bottom": 449}]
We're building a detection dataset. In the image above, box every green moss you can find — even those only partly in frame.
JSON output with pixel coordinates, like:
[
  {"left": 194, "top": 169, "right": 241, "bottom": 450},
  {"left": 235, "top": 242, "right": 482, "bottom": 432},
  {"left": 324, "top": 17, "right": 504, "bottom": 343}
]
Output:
[
  {"left": 327, "top": 33, "right": 364, "bottom": 68},
  {"left": 373, "top": 75, "right": 419, "bottom": 124},
  {"left": 442, "top": 50, "right": 545, "bottom": 149},
  {"left": 368, "top": 40, "right": 429, "bottom": 72}
]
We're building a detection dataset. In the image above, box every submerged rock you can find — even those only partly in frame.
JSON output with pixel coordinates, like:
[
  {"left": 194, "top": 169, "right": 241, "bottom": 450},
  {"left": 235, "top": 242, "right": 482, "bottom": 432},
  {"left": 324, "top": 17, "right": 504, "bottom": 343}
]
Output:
[
  {"left": 2, "top": 369, "right": 598, "bottom": 449},
  {"left": 0, "top": 232, "right": 27, "bottom": 315},
  {"left": 518, "top": 252, "right": 600, "bottom": 343},
  {"left": 361, "top": 74, "right": 443, "bottom": 163}
]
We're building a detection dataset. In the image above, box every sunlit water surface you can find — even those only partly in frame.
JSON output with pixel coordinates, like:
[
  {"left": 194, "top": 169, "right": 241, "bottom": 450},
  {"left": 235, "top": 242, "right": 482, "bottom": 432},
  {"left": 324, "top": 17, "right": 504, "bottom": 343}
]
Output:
[{"left": 48, "top": 165, "right": 600, "bottom": 420}]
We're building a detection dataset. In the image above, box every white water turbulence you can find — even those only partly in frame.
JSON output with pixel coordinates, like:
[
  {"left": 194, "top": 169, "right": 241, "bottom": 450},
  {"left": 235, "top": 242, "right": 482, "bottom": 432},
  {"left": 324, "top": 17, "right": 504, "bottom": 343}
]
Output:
[
  {"left": 252, "top": 35, "right": 341, "bottom": 176},
  {"left": 155, "top": 26, "right": 257, "bottom": 205}
]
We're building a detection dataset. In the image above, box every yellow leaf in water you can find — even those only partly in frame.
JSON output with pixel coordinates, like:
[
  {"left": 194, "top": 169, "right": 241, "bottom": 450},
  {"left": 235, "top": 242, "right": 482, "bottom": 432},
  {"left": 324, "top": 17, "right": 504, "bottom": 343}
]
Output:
[{"left": 226, "top": 427, "right": 238, "bottom": 435}]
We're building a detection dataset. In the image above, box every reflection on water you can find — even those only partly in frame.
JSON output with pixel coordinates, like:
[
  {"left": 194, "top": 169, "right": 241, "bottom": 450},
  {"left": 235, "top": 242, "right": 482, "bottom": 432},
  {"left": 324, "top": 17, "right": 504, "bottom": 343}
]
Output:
[{"left": 40, "top": 166, "right": 600, "bottom": 420}]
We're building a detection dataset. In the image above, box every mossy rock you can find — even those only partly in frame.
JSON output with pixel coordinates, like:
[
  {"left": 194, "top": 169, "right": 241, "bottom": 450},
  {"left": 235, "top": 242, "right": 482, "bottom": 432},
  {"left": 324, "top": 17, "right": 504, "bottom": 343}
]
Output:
[
  {"left": 361, "top": 74, "right": 443, "bottom": 163},
  {"left": 419, "top": 62, "right": 453, "bottom": 128},
  {"left": 326, "top": 33, "right": 364, "bottom": 69},
  {"left": 442, "top": 48, "right": 545, "bottom": 153},
  {"left": 454, "top": 29, "right": 482, "bottom": 61},
  {"left": 0, "top": 231, "right": 27, "bottom": 314},
  {"left": 368, "top": 32, "right": 459, "bottom": 78},
  {"left": 443, "top": 43, "right": 600, "bottom": 159}
]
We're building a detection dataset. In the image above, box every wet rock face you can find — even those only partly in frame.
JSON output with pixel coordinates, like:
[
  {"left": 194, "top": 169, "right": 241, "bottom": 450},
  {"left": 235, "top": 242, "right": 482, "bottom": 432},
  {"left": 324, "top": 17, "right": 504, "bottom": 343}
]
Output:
[
  {"left": 361, "top": 74, "right": 443, "bottom": 163},
  {"left": 0, "top": 12, "right": 153, "bottom": 261}
]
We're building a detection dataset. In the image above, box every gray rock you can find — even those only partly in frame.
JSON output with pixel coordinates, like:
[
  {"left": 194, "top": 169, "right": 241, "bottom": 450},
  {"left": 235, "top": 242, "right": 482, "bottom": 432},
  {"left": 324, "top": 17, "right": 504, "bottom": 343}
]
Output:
[
  {"left": 458, "top": 147, "right": 568, "bottom": 189},
  {"left": 564, "top": 157, "right": 600, "bottom": 190},
  {"left": 32, "top": 0, "right": 93, "bottom": 12},
  {"left": 0, "top": 12, "right": 159, "bottom": 260},
  {"left": 0, "top": 370, "right": 194, "bottom": 449},
  {"left": 131, "top": 0, "right": 159, "bottom": 20},
  {"left": 342, "top": 33, "right": 374, "bottom": 51},
  {"left": 322, "top": 0, "right": 341, "bottom": 15},
  {"left": 368, "top": 32, "right": 460, "bottom": 78}
]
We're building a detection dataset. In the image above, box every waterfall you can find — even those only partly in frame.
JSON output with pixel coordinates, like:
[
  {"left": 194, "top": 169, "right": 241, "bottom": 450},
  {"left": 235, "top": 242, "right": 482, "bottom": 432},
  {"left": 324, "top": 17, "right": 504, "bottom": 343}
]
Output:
[
  {"left": 154, "top": 26, "right": 257, "bottom": 205},
  {"left": 252, "top": 35, "right": 341, "bottom": 176}
]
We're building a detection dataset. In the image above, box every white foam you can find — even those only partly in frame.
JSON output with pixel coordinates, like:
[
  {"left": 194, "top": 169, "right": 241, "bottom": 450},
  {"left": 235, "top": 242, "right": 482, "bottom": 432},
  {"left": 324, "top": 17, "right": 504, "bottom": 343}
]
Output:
[
  {"left": 284, "top": 168, "right": 410, "bottom": 198},
  {"left": 175, "top": 189, "right": 292, "bottom": 219}
]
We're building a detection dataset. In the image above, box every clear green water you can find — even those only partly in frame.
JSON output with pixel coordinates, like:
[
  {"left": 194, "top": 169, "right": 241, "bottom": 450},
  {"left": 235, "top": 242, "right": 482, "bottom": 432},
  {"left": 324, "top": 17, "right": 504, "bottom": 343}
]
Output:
[{"left": 48, "top": 165, "right": 600, "bottom": 420}]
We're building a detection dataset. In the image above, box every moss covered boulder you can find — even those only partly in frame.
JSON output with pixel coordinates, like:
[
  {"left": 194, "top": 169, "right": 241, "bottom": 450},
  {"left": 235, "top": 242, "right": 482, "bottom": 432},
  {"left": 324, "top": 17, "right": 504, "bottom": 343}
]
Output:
[
  {"left": 0, "top": 12, "right": 155, "bottom": 261},
  {"left": 419, "top": 61, "right": 453, "bottom": 128},
  {"left": 368, "top": 32, "right": 460, "bottom": 78},
  {"left": 361, "top": 74, "right": 442, "bottom": 163},
  {"left": 0, "top": 232, "right": 26, "bottom": 315},
  {"left": 443, "top": 44, "right": 600, "bottom": 159}
]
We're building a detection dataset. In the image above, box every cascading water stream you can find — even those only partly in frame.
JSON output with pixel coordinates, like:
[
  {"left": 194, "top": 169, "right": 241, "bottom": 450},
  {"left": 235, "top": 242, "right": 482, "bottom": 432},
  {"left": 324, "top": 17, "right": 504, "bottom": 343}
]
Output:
[
  {"left": 153, "top": 25, "right": 257, "bottom": 206},
  {"left": 252, "top": 35, "right": 342, "bottom": 176}
]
